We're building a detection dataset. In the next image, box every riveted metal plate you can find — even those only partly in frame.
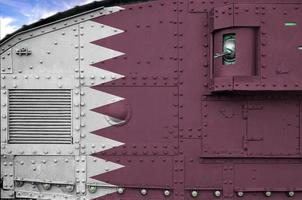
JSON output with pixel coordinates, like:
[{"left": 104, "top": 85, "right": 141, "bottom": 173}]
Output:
[
  {"left": 91, "top": 1, "right": 178, "bottom": 87},
  {"left": 178, "top": 8, "right": 207, "bottom": 139},
  {"left": 15, "top": 183, "right": 76, "bottom": 200},
  {"left": 91, "top": 86, "right": 178, "bottom": 156},
  {"left": 1, "top": 155, "right": 14, "bottom": 190},
  {"left": 0, "top": 49, "right": 13, "bottom": 74},
  {"left": 93, "top": 155, "right": 173, "bottom": 189},
  {"left": 234, "top": 164, "right": 302, "bottom": 192},
  {"left": 188, "top": 0, "right": 234, "bottom": 13},
  {"left": 202, "top": 100, "right": 247, "bottom": 157},
  {"left": 1, "top": 25, "right": 79, "bottom": 90},
  {"left": 1, "top": 89, "right": 8, "bottom": 144},
  {"left": 246, "top": 100, "right": 300, "bottom": 157},
  {"left": 75, "top": 155, "right": 86, "bottom": 195},
  {"left": 1, "top": 143, "right": 79, "bottom": 156},
  {"left": 15, "top": 156, "right": 75, "bottom": 184}
]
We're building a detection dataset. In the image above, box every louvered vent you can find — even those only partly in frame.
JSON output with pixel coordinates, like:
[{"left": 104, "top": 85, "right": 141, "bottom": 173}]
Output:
[{"left": 8, "top": 89, "right": 72, "bottom": 144}]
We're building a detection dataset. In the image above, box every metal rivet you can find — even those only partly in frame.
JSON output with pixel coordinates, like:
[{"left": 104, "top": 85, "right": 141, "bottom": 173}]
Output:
[
  {"left": 66, "top": 185, "right": 74, "bottom": 192},
  {"left": 164, "top": 190, "right": 170, "bottom": 196},
  {"left": 117, "top": 187, "right": 124, "bottom": 194},
  {"left": 265, "top": 191, "right": 272, "bottom": 197},
  {"left": 42, "top": 183, "right": 51, "bottom": 190},
  {"left": 237, "top": 191, "right": 244, "bottom": 197},
  {"left": 191, "top": 190, "right": 198, "bottom": 198},
  {"left": 88, "top": 185, "right": 97, "bottom": 193},
  {"left": 214, "top": 190, "right": 221, "bottom": 197},
  {"left": 288, "top": 191, "right": 295, "bottom": 197},
  {"left": 140, "top": 189, "right": 147, "bottom": 196},
  {"left": 15, "top": 181, "right": 24, "bottom": 187}
]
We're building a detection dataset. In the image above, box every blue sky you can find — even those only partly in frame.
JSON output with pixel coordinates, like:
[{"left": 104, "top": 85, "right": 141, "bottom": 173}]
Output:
[{"left": 0, "top": 0, "right": 96, "bottom": 39}]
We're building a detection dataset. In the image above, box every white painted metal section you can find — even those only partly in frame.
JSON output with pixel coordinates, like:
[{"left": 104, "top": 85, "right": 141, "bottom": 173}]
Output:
[
  {"left": 0, "top": 5, "right": 126, "bottom": 200},
  {"left": 0, "top": 49, "right": 13, "bottom": 73}
]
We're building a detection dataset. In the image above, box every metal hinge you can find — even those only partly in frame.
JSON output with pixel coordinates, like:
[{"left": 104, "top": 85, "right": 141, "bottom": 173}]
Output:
[{"left": 16, "top": 48, "right": 32, "bottom": 56}]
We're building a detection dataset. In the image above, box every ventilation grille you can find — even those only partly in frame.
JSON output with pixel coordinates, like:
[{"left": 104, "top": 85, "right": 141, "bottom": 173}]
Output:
[{"left": 8, "top": 89, "right": 72, "bottom": 144}]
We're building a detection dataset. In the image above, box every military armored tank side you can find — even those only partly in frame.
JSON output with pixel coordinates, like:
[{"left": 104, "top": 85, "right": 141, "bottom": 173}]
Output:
[{"left": 1, "top": 0, "right": 302, "bottom": 199}]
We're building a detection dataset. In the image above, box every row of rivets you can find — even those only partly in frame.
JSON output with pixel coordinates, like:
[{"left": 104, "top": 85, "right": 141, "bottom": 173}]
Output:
[{"left": 191, "top": 191, "right": 296, "bottom": 198}]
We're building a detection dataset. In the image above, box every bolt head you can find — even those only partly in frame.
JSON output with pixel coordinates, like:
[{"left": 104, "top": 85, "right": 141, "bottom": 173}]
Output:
[{"left": 191, "top": 190, "right": 198, "bottom": 198}]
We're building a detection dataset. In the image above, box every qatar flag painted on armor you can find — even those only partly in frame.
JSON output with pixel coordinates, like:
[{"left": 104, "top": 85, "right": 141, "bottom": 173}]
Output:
[{"left": 1, "top": 0, "right": 302, "bottom": 200}]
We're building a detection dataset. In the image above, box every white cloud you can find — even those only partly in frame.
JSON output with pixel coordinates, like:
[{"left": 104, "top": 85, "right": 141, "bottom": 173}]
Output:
[
  {"left": 21, "top": 6, "right": 58, "bottom": 25},
  {"left": 0, "top": 17, "right": 18, "bottom": 39}
]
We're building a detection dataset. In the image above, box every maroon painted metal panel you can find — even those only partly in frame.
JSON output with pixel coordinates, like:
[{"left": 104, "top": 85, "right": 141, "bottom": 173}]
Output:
[
  {"left": 210, "top": 3, "right": 302, "bottom": 92},
  {"left": 91, "top": 1, "right": 178, "bottom": 87},
  {"left": 247, "top": 100, "right": 300, "bottom": 157},
  {"left": 90, "top": 0, "right": 302, "bottom": 199},
  {"left": 92, "top": 86, "right": 178, "bottom": 156},
  {"left": 202, "top": 100, "right": 247, "bottom": 157}
]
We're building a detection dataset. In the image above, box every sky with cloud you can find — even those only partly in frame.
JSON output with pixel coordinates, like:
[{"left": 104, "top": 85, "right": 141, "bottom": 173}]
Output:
[{"left": 0, "top": 0, "right": 98, "bottom": 39}]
